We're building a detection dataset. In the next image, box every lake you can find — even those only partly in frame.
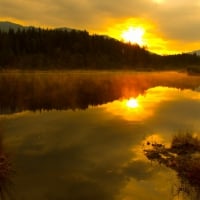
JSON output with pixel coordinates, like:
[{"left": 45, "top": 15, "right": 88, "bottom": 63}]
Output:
[{"left": 0, "top": 70, "right": 200, "bottom": 200}]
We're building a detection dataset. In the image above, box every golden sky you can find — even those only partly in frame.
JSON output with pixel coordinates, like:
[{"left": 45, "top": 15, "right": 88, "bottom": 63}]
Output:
[{"left": 1, "top": 0, "right": 200, "bottom": 54}]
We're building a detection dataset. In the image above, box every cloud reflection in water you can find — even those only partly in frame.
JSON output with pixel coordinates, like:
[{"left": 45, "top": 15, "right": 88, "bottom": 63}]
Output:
[
  {"left": 1, "top": 86, "right": 200, "bottom": 200},
  {"left": 101, "top": 86, "right": 200, "bottom": 123}
]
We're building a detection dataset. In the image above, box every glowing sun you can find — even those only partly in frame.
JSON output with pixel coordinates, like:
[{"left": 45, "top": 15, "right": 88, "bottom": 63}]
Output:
[
  {"left": 126, "top": 98, "right": 139, "bottom": 108},
  {"left": 121, "top": 27, "right": 144, "bottom": 45}
]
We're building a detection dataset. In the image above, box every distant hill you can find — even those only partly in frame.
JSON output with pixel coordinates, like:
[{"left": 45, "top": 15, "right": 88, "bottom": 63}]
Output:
[
  {"left": 0, "top": 21, "right": 26, "bottom": 31},
  {"left": 190, "top": 50, "right": 200, "bottom": 56},
  {"left": 0, "top": 21, "right": 76, "bottom": 33},
  {"left": 0, "top": 21, "right": 200, "bottom": 70},
  {"left": 1, "top": 21, "right": 200, "bottom": 57}
]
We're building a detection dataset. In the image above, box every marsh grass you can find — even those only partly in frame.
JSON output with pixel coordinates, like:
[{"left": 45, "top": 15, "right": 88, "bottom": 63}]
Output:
[
  {"left": 0, "top": 128, "right": 13, "bottom": 200},
  {"left": 144, "top": 132, "right": 200, "bottom": 199}
]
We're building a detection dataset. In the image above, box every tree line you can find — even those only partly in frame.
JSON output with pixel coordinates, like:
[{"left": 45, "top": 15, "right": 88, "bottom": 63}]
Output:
[{"left": 0, "top": 28, "right": 200, "bottom": 70}]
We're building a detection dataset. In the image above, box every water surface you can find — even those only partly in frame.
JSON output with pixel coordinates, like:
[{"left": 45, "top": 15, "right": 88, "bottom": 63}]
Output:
[{"left": 0, "top": 71, "right": 200, "bottom": 199}]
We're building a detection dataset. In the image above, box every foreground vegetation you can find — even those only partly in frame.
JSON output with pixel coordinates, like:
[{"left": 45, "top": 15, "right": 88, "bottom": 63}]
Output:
[
  {"left": 0, "top": 28, "right": 200, "bottom": 70},
  {"left": 144, "top": 132, "right": 200, "bottom": 199},
  {"left": 0, "top": 128, "right": 13, "bottom": 200}
]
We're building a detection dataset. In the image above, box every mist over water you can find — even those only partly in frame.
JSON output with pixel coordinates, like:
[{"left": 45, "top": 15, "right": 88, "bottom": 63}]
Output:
[
  {"left": 0, "top": 70, "right": 200, "bottom": 114},
  {"left": 0, "top": 70, "right": 200, "bottom": 200}
]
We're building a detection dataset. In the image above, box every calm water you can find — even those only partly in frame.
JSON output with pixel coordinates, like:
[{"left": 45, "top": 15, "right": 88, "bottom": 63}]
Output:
[{"left": 0, "top": 71, "right": 200, "bottom": 200}]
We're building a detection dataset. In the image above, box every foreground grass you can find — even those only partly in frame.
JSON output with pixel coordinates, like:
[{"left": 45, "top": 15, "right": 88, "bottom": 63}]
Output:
[
  {"left": 144, "top": 132, "right": 200, "bottom": 199},
  {"left": 0, "top": 128, "right": 13, "bottom": 200}
]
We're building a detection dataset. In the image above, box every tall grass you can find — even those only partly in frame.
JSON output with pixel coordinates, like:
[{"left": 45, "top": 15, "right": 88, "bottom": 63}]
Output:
[
  {"left": 144, "top": 132, "right": 200, "bottom": 199},
  {"left": 0, "top": 127, "right": 13, "bottom": 200}
]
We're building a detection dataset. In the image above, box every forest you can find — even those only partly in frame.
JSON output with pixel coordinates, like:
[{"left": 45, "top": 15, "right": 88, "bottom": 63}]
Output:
[{"left": 0, "top": 27, "right": 200, "bottom": 70}]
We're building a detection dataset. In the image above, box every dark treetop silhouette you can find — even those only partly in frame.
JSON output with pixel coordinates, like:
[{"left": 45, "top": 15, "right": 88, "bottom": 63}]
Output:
[{"left": 0, "top": 27, "right": 200, "bottom": 70}]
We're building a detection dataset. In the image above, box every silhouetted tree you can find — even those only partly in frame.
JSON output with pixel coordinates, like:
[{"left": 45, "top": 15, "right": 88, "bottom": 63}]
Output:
[{"left": 0, "top": 27, "right": 200, "bottom": 70}]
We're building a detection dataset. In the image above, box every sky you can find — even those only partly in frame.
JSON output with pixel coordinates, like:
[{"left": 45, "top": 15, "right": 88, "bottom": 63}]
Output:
[{"left": 0, "top": 0, "right": 200, "bottom": 54}]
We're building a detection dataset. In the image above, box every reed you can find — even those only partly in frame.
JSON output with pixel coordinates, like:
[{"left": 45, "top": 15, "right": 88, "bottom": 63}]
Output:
[{"left": 144, "top": 132, "right": 200, "bottom": 199}]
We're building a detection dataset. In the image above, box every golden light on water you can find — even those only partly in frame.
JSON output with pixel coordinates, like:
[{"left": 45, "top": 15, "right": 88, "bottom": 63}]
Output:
[
  {"left": 101, "top": 95, "right": 153, "bottom": 122},
  {"left": 101, "top": 86, "right": 200, "bottom": 122}
]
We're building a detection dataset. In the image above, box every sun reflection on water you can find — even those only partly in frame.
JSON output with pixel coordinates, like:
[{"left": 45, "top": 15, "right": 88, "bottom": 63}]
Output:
[
  {"left": 101, "top": 86, "right": 200, "bottom": 122},
  {"left": 101, "top": 94, "right": 153, "bottom": 122}
]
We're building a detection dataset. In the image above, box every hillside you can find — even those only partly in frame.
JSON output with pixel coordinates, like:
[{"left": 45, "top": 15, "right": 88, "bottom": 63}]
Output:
[
  {"left": 0, "top": 21, "right": 25, "bottom": 32},
  {"left": 191, "top": 50, "right": 200, "bottom": 56},
  {"left": 0, "top": 21, "right": 200, "bottom": 71},
  {"left": 0, "top": 21, "right": 73, "bottom": 33}
]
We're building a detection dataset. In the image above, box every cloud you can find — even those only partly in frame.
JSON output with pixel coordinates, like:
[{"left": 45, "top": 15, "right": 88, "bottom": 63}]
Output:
[
  {"left": 1, "top": 0, "right": 200, "bottom": 46},
  {"left": 148, "top": 98, "right": 200, "bottom": 132},
  {"left": 150, "top": 1, "right": 200, "bottom": 41}
]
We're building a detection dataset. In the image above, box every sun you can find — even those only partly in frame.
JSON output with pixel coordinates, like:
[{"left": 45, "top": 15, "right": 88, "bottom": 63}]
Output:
[
  {"left": 126, "top": 98, "right": 139, "bottom": 108},
  {"left": 153, "top": 0, "right": 165, "bottom": 3},
  {"left": 121, "top": 27, "right": 144, "bottom": 45}
]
